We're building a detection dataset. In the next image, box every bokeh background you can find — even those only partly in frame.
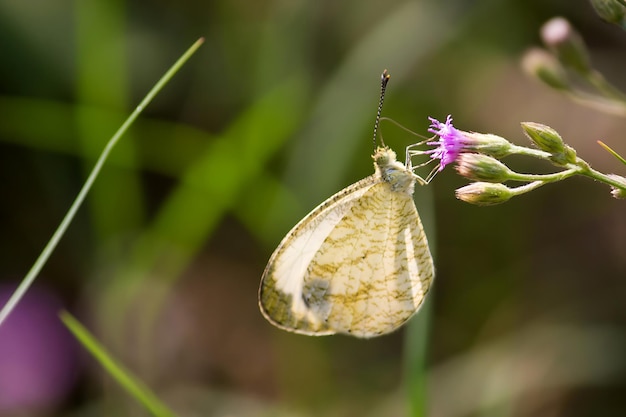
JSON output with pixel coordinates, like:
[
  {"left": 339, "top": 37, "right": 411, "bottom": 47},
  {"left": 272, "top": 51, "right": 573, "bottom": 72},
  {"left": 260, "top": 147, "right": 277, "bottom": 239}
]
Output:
[{"left": 1, "top": 0, "right": 625, "bottom": 416}]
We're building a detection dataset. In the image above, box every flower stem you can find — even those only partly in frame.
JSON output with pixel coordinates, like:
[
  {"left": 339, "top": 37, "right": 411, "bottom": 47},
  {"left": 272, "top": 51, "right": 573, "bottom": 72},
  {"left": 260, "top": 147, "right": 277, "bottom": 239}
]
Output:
[
  {"left": 586, "top": 69, "right": 626, "bottom": 102},
  {"left": 577, "top": 165, "right": 626, "bottom": 191},
  {"left": 508, "top": 160, "right": 626, "bottom": 194},
  {"left": 505, "top": 141, "right": 626, "bottom": 194},
  {"left": 509, "top": 181, "right": 546, "bottom": 195},
  {"left": 509, "top": 145, "right": 552, "bottom": 159},
  {"left": 508, "top": 167, "right": 579, "bottom": 182},
  {"left": 565, "top": 89, "right": 626, "bottom": 117}
]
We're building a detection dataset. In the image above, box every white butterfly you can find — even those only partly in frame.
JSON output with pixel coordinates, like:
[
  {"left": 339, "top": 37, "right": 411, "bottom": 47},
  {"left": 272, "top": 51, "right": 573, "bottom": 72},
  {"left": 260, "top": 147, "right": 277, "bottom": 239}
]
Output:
[{"left": 258, "top": 71, "right": 434, "bottom": 338}]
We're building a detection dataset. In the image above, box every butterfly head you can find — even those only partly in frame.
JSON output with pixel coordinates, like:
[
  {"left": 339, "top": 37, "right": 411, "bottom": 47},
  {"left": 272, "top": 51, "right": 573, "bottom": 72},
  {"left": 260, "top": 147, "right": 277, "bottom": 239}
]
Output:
[
  {"left": 373, "top": 146, "right": 395, "bottom": 166},
  {"left": 373, "top": 146, "right": 416, "bottom": 194}
]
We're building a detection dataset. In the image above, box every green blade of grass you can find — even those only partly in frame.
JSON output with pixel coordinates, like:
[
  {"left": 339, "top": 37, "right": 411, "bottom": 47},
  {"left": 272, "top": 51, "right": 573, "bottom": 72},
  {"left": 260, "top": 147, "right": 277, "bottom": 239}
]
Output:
[
  {"left": 0, "top": 37, "right": 205, "bottom": 327},
  {"left": 59, "top": 311, "right": 176, "bottom": 417}
]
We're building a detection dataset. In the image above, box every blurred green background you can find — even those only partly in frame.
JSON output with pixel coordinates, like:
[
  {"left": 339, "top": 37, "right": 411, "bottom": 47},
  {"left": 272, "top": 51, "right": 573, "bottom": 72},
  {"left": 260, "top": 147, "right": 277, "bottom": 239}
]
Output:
[{"left": 1, "top": 0, "right": 626, "bottom": 416}]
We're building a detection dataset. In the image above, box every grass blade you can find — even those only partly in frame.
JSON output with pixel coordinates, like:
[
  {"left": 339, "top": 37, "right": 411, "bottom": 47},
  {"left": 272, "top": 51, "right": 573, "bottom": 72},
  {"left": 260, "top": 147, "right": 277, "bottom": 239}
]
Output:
[
  {"left": 0, "top": 38, "right": 204, "bottom": 327},
  {"left": 598, "top": 140, "right": 626, "bottom": 166},
  {"left": 59, "top": 311, "right": 176, "bottom": 417}
]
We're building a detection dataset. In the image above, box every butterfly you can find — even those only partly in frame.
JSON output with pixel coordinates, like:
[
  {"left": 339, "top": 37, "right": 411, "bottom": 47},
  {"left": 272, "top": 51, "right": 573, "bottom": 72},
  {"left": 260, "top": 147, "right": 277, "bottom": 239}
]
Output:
[{"left": 258, "top": 70, "right": 434, "bottom": 338}]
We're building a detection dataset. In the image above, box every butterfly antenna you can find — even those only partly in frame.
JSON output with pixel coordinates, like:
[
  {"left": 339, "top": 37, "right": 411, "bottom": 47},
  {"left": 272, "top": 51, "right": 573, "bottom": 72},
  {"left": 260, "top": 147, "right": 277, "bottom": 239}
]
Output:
[{"left": 372, "top": 69, "right": 390, "bottom": 151}]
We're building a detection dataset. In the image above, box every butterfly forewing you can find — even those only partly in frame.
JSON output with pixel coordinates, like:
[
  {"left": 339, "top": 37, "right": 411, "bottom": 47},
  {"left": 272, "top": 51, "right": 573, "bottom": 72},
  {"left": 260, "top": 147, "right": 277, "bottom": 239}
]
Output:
[{"left": 259, "top": 175, "right": 381, "bottom": 335}]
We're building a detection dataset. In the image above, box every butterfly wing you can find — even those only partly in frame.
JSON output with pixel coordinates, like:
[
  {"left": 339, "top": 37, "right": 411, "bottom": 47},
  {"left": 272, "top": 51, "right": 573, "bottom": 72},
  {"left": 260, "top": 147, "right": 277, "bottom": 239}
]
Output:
[
  {"left": 259, "top": 175, "right": 380, "bottom": 335},
  {"left": 259, "top": 175, "right": 434, "bottom": 337},
  {"left": 303, "top": 182, "right": 433, "bottom": 337}
]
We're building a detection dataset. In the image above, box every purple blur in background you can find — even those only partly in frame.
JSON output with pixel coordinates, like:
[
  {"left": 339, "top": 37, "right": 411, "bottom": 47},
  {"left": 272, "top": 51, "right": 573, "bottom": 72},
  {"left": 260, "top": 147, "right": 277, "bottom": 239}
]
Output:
[{"left": 0, "top": 284, "right": 80, "bottom": 414}]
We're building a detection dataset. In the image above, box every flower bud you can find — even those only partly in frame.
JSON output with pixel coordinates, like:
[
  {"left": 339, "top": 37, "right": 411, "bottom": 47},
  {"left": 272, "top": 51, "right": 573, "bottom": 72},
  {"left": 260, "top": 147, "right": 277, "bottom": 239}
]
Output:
[
  {"left": 456, "top": 153, "right": 514, "bottom": 182},
  {"left": 540, "top": 17, "right": 591, "bottom": 75},
  {"left": 521, "top": 48, "right": 570, "bottom": 91},
  {"left": 521, "top": 122, "right": 565, "bottom": 153},
  {"left": 521, "top": 122, "right": 578, "bottom": 165},
  {"left": 455, "top": 182, "right": 514, "bottom": 206},
  {"left": 590, "top": 0, "right": 626, "bottom": 25}
]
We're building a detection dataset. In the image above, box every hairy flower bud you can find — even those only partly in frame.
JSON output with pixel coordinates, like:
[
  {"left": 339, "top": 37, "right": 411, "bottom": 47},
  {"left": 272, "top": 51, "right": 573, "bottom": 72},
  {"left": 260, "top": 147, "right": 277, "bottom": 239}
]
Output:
[
  {"left": 521, "top": 122, "right": 565, "bottom": 153},
  {"left": 456, "top": 153, "right": 514, "bottom": 182},
  {"left": 455, "top": 182, "right": 514, "bottom": 206},
  {"left": 521, "top": 122, "right": 577, "bottom": 165},
  {"left": 461, "top": 132, "right": 513, "bottom": 158}
]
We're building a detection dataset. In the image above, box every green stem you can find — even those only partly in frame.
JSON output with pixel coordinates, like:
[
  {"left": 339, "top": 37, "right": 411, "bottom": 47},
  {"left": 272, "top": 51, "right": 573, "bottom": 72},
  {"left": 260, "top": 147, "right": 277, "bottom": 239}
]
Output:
[
  {"left": 508, "top": 167, "right": 579, "bottom": 182},
  {"left": 509, "top": 180, "right": 546, "bottom": 196},
  {"left": 0, "top": 38, "right": 205, "bottom": 327},
  {"left": 510, "top": 158, "right": 626, "bottom": 194},
  {"left": 405, "top": 297, "right": 432, "bottom": 417},
  {"left": 578, "top": 164, "right": 626, "bottom": 191},
  {"left": 564, "top": 88, "right": 626, "bottom": 117},
  {"left": 586, "top": 69, "right": 626, "bottom": 102},
  {"left": 506, "top": 141, "right": 626, "bottom": 194},
  {"left": 508, "top": 145, "right": 552, "bottom": 159}
]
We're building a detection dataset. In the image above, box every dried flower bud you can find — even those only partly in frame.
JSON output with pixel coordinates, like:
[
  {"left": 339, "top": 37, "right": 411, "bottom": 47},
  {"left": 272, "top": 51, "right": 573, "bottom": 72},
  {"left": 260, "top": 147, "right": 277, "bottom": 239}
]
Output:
[
  {"left": 456, "top": 153, "right": 514, "bottom": 182},
  {"left": 608, "top": 174, "right": 626, "bottom": 199},
  {"left": 455, "top": 182, "right": 514, "bottom": 206},
  {"left": 540, "top": 17, "right": 591, "bottom": 75},
  {"left": 521, "top": 48, "right": 570, "bottom": 91}
]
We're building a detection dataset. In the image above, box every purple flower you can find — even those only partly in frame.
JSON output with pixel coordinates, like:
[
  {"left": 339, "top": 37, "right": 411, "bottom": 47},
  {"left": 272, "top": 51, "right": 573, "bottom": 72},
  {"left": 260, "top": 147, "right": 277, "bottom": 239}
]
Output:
[{"left": 426, "top": 115, "right": 469, "bottom": 171}]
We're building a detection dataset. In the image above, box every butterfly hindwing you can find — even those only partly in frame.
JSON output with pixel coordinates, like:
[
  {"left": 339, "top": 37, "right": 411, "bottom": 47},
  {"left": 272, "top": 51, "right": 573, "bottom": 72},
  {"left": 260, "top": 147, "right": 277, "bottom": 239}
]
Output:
[{"left": 302, "top": 182, "right": 433, "bottom": 337}]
